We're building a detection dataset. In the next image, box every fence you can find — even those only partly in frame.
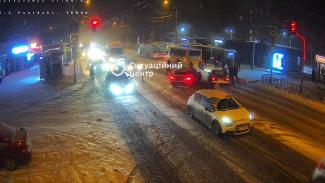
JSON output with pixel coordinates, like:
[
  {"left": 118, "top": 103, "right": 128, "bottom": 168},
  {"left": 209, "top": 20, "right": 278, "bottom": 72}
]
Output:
[{"left": 261, "top": 73, "right": 324, "bottom": 102}]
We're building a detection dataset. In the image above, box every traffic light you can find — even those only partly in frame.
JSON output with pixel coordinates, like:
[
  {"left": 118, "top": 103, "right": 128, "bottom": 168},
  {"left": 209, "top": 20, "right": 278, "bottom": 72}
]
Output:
[
  {"left": 289, "top": 20, "right": 297, "bottom": 34},
  {"left": 284, "top": 20, "right": 297, "bottom": 35},
  {"left": 88, "top": 16, "right": 102, "bottom": 32}
]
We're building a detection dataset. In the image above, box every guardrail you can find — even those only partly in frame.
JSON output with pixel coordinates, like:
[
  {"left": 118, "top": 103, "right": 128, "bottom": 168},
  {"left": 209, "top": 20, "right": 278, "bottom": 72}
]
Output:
[{"left": 261, "top": 74, "right": 324, "bottom": 102}]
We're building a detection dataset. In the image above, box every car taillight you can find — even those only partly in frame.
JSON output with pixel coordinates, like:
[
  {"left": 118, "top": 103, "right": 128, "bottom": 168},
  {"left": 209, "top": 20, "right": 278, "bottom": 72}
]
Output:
[
  {"left": 184, "top": 77, "right": 192, "bottom": 81},
  {"left": 169, "top": 76, "right": 175, "bottom": 80},
  {"left": 211, "top": 77, "right": 216, "bottom": 81},
  {"left": 225, "top": 77, "right": 229, "bottom": 81},
  {"left": 317, "top": 161, "right": 324, "bottom": 170}
]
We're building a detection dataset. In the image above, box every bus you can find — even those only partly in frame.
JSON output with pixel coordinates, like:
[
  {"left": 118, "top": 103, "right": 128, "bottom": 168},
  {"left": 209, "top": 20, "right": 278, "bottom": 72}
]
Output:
[
  {"left": 166, "top": 45, "right": 202, "bottom": 70},
  {"left": 106, "top": 41, "right": 124, "bottom": 58},
  {"left": 137, "top": 42, "right": 169, "bottom": 60}
]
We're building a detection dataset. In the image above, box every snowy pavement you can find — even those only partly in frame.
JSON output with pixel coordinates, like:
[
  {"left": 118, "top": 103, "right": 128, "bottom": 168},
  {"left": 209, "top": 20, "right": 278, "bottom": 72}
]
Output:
[{"left": 0, "top": 74, "right": 143, "bottom": 182}]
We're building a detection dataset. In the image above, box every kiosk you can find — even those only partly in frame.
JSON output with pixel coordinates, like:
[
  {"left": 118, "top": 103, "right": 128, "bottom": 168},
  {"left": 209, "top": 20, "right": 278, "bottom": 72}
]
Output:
[
  {"left": 40, "top": 46, "right": 64, "bottom": 80},
  {"left": 316, "top": 54, "right": 325, "bottom": 82}
]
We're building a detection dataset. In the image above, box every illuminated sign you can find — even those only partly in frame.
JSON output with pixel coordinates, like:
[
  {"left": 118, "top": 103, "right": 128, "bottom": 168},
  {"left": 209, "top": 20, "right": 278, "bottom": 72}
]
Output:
[
  {"left": 316, "top": 55, "right": 325, "bottom": 64},
  {"left": 272, "top": 53, "right": 284, "bottom": 70},
  {"left": 12, "top": 45, "right": 29, "bottom": 55}
]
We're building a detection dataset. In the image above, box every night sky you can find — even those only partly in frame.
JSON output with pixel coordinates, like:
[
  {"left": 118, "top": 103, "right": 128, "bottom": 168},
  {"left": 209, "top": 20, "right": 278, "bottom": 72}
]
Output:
[{"left": 0, "top": 0, "right": 324, "bottom": 50}]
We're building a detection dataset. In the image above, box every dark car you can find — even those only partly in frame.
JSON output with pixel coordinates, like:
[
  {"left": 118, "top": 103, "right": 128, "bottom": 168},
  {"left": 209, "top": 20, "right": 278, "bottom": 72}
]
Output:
[
  {"left": 168, "top": 68, "right": 199, "bottom": 87},
  {"left": 0, "top": 123, "right": 32, "bottom": 171},
  {"left": 200, "top": 67, "right": 230, "bottom": 88},
  {"left": 105, "top": 72, "right": 135, "bottom": 96}
]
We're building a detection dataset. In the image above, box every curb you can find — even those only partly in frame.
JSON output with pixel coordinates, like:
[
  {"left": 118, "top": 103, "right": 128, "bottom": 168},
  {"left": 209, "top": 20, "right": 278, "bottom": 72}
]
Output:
[{"left": 256, "top": 84, "right": 325, "bottom": 114}]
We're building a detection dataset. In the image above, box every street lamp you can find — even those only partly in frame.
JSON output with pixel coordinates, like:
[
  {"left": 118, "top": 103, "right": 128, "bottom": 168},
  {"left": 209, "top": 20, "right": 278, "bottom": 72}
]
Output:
[
  {"left": 161, "top": 0, "right": 179, "bottom": 44},
  {"left": 163, "top": 0, "right": 169, "bottom": 6},
  {"left": 85, "top": 0, "right": 91, "bottom": 7}
]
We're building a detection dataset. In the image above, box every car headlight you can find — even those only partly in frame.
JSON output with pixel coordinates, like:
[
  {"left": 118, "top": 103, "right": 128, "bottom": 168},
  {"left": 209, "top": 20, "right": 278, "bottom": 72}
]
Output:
[
  {"left": 124, "top": 83, "right": 134, "bottom": 94},
  {"left": 221, "top": 117, "right": 233, "bottom": 127},
  {"left": 101, "top": 63, "right": 110, "bottom": 71},
  {"left": 109, "top": 84, "right": 122, "bottom": 95},
  {"left": 88, "top": 47, "right": 105, "bottom": 61},
  {"left": 249, "top": 113, "right": 254, "bottom": 121}
]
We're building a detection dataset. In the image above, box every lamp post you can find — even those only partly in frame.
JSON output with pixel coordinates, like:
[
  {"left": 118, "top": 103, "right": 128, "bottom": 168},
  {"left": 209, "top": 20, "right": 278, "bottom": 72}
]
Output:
[{"left": 162, "top": 0, "right": 178, "bottom": 44}]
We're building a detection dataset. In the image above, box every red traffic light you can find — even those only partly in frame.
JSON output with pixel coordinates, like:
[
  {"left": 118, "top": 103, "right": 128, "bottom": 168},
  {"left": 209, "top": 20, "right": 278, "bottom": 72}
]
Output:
[
  {"left": 289, "top": 20, "right": 297, "bottom": 34},
  {"left": 88, "top": 16, "right": 103, "bottom": 31}
]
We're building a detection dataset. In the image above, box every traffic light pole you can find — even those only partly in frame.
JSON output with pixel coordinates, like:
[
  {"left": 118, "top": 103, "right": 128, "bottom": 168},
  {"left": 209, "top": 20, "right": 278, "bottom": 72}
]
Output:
[{"left": 295, "top": 32, "right": 306, "bottom": 92}]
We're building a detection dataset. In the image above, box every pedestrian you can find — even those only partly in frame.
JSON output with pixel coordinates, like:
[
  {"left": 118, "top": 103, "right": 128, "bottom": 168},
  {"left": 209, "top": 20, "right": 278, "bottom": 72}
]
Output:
[
  {"left": 229, "top": 63, "right": 235, "bottom": 86},
  {"left": 233, "top": 62, "right": 240, "bottom": 84}
]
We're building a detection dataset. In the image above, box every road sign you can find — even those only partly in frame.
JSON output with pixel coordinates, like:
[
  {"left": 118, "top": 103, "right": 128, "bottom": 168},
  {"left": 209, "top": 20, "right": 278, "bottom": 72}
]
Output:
[
  {"left": 70, "top": 34, "right": 79, "bottom": 43},
  {"left": 270, "top": 26, "right": 277, "bottom": 36}
]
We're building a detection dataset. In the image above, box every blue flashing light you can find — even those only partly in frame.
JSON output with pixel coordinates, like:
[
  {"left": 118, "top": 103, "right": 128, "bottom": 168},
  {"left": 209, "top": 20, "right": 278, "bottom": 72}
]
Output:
[
  {"left": 181, "top": 38, "right": 187, "bottom": 41},
  {"left": 181, "top": 27, "right": 185, "bottom": 32},
  {"left": 227, "top": 52, "right": 235, "bottom": 57},
  {"left": 26, "top": 52, "right": 34, "bottom": 61},
  {"left": 272, "top": 53, "right": 284, "bottom": 70},
  {"left": 12, "top": 45, "right": 29, "bottom": 55},
  {"left": 214, "top": 39, "right": 224, "bottom": 44},
  {"left": 225, "top": 28, "right": 234, "bottom": 33}
]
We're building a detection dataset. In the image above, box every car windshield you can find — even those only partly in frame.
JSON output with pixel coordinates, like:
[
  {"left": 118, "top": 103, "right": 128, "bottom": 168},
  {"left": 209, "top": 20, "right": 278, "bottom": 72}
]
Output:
[
  {"left": 109, "top": 48, "right": 123, "bottom": 56},
  {"left": 213, "top": 97, "right": 240, "bottom": 111},
  {"left": 106, "top": 73, "right": 129, "bottom": 82},
  {"left": 174, "top": 68, "right": 194, "bottom": 75},
  {"left": 212, "top": 69, "right": 227, "bottom": 76}
]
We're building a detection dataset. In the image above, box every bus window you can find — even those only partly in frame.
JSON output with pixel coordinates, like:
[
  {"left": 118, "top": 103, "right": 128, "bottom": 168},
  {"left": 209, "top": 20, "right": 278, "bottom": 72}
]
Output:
[
  {"left": 170, "top": 48, "right": 186, "bottom": 57},
  {"left": 188, "top": 50, "right": 201, "bottom": 57}
]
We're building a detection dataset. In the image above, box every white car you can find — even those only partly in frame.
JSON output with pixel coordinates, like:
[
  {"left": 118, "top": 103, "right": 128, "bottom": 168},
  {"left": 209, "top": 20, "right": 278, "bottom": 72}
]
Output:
[
  {"left": 187, "top": 89, "right": 253, "bottom": 136},
  {"left": 312, "top": 158, "right": 325, "bottom": 183}
]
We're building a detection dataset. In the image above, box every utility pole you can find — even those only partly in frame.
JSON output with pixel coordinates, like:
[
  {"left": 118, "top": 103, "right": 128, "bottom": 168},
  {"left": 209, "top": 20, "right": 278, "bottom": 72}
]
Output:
[
  {"left": 269, "top": 25, "right": 277, "bottom": 84},
  {"left": 175, "top": 8, "right": 178, "bottom": 44}
]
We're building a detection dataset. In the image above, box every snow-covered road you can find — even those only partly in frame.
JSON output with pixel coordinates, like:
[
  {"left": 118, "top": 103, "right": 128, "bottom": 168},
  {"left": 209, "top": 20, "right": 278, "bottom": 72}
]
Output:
[{"left": 0, "top": 62, "right": 321, "bottom": 183}]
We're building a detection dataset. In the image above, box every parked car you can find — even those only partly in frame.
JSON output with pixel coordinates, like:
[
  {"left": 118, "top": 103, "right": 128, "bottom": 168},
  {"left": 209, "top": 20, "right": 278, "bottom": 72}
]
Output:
[
  {"left": 312, "top": 158, "right": 325, "bottom": 183},
  {"left": 187, "top": 89, "right": 254, "bottom": 136},
  {"left": 168, "top": 68, "right": 200, "bottom": 87},
  {"left": 0, "top": 123, "right": 32, "bottom": 170}
]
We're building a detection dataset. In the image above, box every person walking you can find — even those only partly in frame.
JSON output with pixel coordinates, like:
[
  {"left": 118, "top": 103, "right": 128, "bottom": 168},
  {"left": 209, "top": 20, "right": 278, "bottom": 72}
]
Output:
[
  {"left": 233, "top": 62, "right": 240, "bottom": 84},
  {"left": 229, "top": 63, "right": 235, "bottom": 86}
]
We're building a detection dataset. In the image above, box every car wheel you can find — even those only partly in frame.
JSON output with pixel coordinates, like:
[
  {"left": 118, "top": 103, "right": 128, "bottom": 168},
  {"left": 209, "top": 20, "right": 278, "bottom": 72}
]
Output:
[
  {"left": 247, "top": 126, "right": 254, "bottom": 134},
  {"left": 211, "top": 120, "right": 223, "bottom": 137},
  {"left": 187, "top": 105, "right": 194, "bottom": 118},
  {"left": 4, "top": 157, "right": 17, "bottom": 171}
]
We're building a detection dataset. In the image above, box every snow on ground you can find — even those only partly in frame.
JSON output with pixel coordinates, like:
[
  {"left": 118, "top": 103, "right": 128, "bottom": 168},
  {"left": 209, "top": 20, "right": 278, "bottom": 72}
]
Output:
[
  {"left": 138, "top": 60, "right": 325, "bottom": 163},
  {"left": 0, "top": 68, "right": 143, "bottom": 183}
]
